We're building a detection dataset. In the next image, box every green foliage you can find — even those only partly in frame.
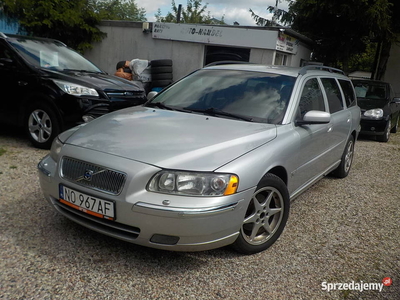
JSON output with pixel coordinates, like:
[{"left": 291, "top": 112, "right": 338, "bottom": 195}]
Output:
[
  {"left": 1, "top": 0, "right": 104, "bottom": 52},
  {"left": 0, "top": 147, "right": 6, "bottom": 156},
  {"left": 156, "top": 0, "right": 225, "bottom": 24},
  {"left": 92, "top": 0, "right": 146, "bottom": 21},
  {"left": 0, "top": 0, "right": 147, "bottom": 52},
  {"left": 289, "top": 0, "right": 394, "bottom": 70},
  {"left": 250, "top": 0, "right": 399, "bottom": 73},
  {"left": 250, "top": 0, "right": 294, "bottom": 26}
]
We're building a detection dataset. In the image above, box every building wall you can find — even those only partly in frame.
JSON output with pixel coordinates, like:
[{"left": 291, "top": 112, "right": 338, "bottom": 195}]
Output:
[
  {"left": 84, "top": 21, "right": 312, "bottom": 82},
  {"left": 383, "top": 42, "right": 400, "bottom": 97},
  {"left": 84, "top": 22, "right": 206, "bottom": 81}
]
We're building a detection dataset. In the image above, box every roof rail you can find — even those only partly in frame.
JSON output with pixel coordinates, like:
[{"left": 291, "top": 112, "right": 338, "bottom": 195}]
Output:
[
  {"left": 0, "top": 32, "right": 8, "bottom": 38},
  {"left": 205, "top": 60, "right": 253, "bottom": 67},
  {"left": 299, "top": 65, "right": 345, "bottom": 76}
]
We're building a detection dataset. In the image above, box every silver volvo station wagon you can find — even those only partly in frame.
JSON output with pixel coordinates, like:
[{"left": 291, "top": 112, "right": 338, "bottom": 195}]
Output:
[{"left": 38, "top": 64, "right": 361, "bottom": 254}]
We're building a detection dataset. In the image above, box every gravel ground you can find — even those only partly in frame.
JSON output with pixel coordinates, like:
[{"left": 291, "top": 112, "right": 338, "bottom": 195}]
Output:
[{"left": 0, "top": 127, "right": 399, "bottom": 300}]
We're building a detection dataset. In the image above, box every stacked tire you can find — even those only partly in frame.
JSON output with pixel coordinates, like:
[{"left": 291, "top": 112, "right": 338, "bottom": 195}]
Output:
[{"left": 151, "top": 59, "right": 173, "bottom": 90}]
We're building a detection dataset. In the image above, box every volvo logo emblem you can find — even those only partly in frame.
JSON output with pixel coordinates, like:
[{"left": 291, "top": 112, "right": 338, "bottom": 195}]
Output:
[{"left": 83, "top": 169, "right": 94, "bottom": 181}]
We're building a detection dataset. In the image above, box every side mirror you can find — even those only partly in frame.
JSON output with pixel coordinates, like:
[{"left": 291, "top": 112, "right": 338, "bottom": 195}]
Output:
[
  {"left": 391, "top": 97, "right": 400, "bottom": 104},
  {"left": 295, "top": 110, "right": 331, "bottom": 126},
  {"left": 147, "top": 91, "right": 158, "bottom": 101}
]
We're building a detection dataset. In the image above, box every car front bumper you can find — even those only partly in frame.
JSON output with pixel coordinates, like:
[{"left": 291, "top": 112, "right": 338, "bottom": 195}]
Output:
[
  {"left": 38, "top": 151, "right": 254, "bottom": 252},
  {"left": 359, "top": 118, "right": 388, "bottom": 136}
]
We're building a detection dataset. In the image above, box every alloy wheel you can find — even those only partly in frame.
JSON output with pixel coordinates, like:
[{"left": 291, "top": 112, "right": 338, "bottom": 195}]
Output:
[
  {"left": 241, "top": 186, "right": 284, "bottom": 245},
  {"left": 28, "top": 109, "right": 52, "bottom": 143},
  {"left": 344, "top": 139, "right": 354, "bottom": 174}
]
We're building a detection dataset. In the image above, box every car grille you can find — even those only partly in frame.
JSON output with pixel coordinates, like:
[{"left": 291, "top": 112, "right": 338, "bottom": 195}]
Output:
[
  {"left": 105, "top": 90, "right": 146, "bottom": 108},
  {"left": 61, "top": 157, "right": 126, "bottom": 195}
]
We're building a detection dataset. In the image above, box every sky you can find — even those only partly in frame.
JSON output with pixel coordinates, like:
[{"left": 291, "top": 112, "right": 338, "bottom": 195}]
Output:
[{"left": 135, "top": 0, "right": 290, "bottom": 26}]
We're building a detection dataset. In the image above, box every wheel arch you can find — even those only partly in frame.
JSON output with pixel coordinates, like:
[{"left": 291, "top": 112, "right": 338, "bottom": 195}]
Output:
[
  {"left": 20, "top": 91, "right": 64, "bottom": 129},
  {"left": 265, "top": 166, "right": 288, "bottom": 186}
]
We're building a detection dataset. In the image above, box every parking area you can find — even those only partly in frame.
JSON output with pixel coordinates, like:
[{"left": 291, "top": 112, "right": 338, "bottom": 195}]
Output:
[{"left": 1, "top": 128, "right": 399, "bottom": 300}]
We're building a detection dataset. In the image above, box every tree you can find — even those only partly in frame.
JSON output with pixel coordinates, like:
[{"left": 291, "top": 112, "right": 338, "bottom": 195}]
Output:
[
  {"left": 250, "top": 0, "right": 399, "bottom": 75},
  {"left": 249, "top": 0, "right": 293, "bottom": 26},
  {"left": 92, "top": 0, "right": 146, "bottom": 21},
  {"left": 0, "top": 0, "right": 147, "bottom": 52},
  {"left": 156, "top": 0, "right": 224, "bottom": 24},
  {"left": 1, "top": 0, "right": 104, "bottom": 52}
]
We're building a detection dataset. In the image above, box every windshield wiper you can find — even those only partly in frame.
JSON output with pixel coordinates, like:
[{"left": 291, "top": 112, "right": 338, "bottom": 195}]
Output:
[
  {"left": 63, "top": 69, "right": 102, "bottom": 74},
  {"left": 188, "top": 107, "right": 253, "bottom": 122}
]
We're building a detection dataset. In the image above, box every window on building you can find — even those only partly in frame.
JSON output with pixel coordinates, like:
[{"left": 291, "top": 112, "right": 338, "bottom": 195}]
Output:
[{"left": 274, "top": 52, "right": 288, "bottom": 66}]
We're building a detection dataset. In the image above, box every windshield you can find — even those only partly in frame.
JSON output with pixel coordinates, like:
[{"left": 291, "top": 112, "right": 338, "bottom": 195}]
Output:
[
  {"left": 9, "top": 38, "right": 102, "bottom": 73},
  {"left": 148, "top": 69, "right": 295, "bottom": 124},
  {"left": 353, "top": 81, "right": 388, "bottom": 100}
]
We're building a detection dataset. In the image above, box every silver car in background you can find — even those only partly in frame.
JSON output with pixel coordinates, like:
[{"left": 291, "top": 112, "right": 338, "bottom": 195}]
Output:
[{"left": 38, "top": 64, "right": 360, "bottom": 254}]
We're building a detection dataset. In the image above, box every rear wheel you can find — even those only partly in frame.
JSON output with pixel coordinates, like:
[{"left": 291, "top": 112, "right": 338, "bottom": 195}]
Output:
[
  {"left": 26, "top": 102, "right": 61, "bottom": 149},
  {"left": 331, "top": 136, "right": 354, "bottom": 178},
  {"left": 232, "top": 174, "right": 290, "bottom": 255},
  {"left": 377, "top": 119, "right": 391, "bottom": 142}
]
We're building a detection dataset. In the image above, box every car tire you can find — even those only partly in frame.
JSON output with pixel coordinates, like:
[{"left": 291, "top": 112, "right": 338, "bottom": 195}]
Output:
[
  {"left": 151, "top": 66, "right": 173, "bottom": 74},
  {"left": 331, "top": 135, "right": 355, "bottom": 178},
  {"left": 377, "top": 119, "right": 391, "bottom": 142},
  {"left": 151, "top": 73, "right": 173, "bottom": 80},
  {"left": 390, "top": 115, "right": 398, "bottom": 133},
  {"left": 151, "top": 59, "right": 173, "bottom": 67},
  {"left": 232, "top": 173, "right": 290, "bottom": 255},
  {"left": 26, "top": 102, "right": 61, "bottom": 149}
]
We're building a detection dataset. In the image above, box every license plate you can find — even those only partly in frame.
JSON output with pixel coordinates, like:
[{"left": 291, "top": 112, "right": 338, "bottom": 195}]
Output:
[{"left": 59, "top": 185, "right": 115, "bottom": 220}]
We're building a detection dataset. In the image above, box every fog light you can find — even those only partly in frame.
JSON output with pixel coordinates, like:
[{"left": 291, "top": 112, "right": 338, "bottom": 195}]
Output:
[
  {"left": 150, "top": 234, "right": 180, "bottom": 245},
  {"left": 82, "top": 115, "right": 95, "bottom": 123}
]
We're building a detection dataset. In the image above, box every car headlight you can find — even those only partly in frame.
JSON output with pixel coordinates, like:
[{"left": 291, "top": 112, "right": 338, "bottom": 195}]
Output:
[
  {"left": 50, "top": 137, "right": 64, "bottom": 161},
  {"left": 148, "top": 170, "right": 239, "bottom": 196},
  {"left": 364, "top": 108, "right": 383, "bottom": 119},
  {"left": 53, "top": 80, "right": 99, "bottom": 97}
]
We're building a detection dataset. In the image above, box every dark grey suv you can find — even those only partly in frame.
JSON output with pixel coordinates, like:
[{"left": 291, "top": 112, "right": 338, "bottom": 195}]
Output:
[{"left": 0, "top": 33, "right": 146, "bottom": 148}]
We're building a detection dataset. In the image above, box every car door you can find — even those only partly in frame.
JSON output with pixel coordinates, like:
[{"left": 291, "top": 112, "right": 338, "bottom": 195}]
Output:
[
  {"left": 0, "top": 40, "right": 28, "bottom": 125},
  {"left": 291, "top": 77, "right": 333, "bottom": 189},
  {"left": 320, "top": 77, "right": 351, "bottom": 162}
]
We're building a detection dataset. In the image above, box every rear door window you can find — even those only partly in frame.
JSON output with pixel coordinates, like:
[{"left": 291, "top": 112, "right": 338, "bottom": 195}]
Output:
[
  {"left": 338, "top": 79, "right": 357, "bottom": 107},
  {"left": 321, "top": 78, "right": 344, "bottom": 113}
]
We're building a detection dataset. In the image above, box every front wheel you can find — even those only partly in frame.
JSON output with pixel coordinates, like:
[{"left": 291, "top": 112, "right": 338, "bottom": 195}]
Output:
[
  {"left": 26, "top": 102, "right": 61, "bottom": 149},
  {"left": 377, "top": 119, "right": 391, "bottom": 142},
  {"left": 232, "top": 174, "right": 290, "bottom": 255}
]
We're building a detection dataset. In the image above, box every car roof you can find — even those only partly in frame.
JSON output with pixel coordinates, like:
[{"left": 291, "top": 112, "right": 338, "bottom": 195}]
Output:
[{"left": 204, "top": 63, "right": 348, "bottom": 78}]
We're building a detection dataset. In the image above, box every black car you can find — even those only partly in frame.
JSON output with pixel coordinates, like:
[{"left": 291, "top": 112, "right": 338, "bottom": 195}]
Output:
[
  {"left": 352, "top": 79, "right": 400, "bottom": 142},
  {"left": 0, "top": 33, "right": 146, "bottom": 148}
]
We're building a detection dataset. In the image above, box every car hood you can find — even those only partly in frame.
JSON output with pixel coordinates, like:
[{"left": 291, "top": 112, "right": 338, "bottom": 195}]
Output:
[
  {"left": 41, "top": 69, "right": 144, "bottom": 91},
  {"left": 65, "top": 107, "right": 277, "bottom": 171},
  {"left": 357, "top": 98, "right": 388, "bottom": 110}
]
